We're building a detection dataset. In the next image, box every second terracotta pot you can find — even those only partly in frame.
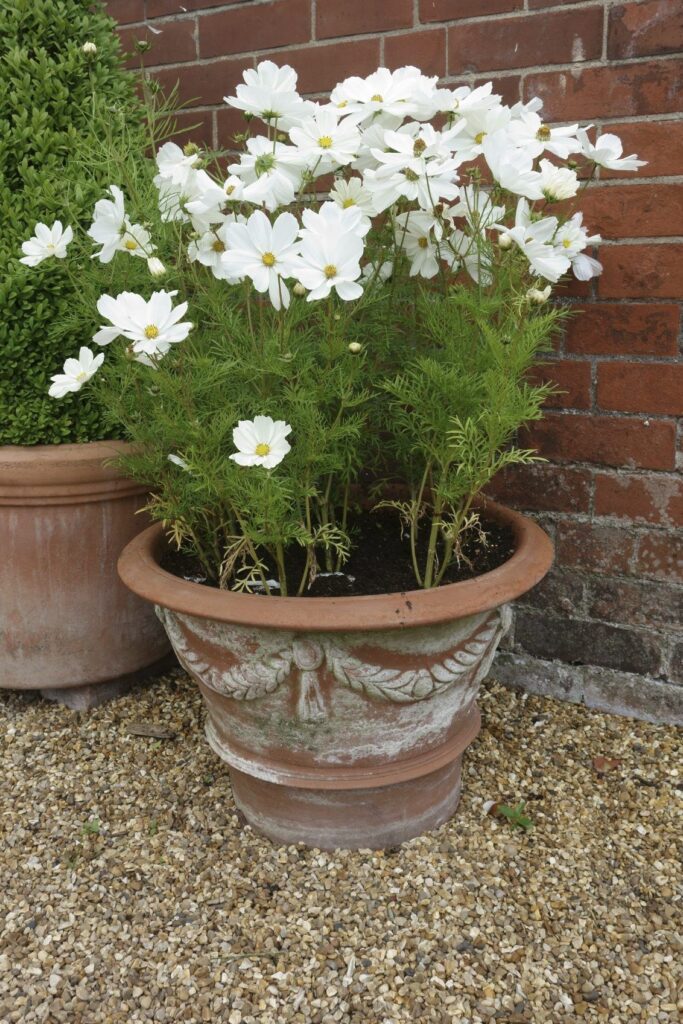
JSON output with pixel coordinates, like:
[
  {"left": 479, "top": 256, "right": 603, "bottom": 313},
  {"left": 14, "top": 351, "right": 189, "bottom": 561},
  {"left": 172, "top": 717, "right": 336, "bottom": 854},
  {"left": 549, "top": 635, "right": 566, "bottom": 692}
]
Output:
[
  {"left": 0, "top": 441, "right": 170, "bottom": 708},
  {"left": 118, "top": 501, "right": 553, "bottom": 849}
]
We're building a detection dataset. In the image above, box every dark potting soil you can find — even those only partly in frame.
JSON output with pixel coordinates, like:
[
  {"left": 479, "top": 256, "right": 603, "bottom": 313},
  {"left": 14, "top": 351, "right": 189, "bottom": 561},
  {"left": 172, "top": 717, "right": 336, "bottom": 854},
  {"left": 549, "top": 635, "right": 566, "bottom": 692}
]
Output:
[{"left": 161, "top": 510, "right": 516, "bottom": 597}]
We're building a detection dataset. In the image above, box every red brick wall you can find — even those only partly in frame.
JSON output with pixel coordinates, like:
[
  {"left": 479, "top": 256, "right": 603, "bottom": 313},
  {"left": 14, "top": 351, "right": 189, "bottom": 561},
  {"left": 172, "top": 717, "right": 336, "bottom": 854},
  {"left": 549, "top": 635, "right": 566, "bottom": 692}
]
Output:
[{"left": 106, "top": 0, "right": 683, "bottom": 719}]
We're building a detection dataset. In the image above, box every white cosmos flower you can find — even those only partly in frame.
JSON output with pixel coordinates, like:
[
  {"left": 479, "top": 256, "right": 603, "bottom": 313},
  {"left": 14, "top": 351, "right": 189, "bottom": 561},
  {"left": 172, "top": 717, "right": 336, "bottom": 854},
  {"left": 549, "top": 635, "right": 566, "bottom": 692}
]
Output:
[
  {"left": 538, "top": 159, "right": 579, "bottom": 201},
  {"left": 294, "top": 202, "right": 364, "bottom": 301},
  {"left": 155, "top": 141, "right": 200, "bottom": 184},
  {"left": 20, "top": 221, "right": 73, "bottom": 266},
  {"left": 94, "top": 290, "right": 192, "bottom": 359},
  {"left": 364, "top": 125, "right": 462, "bottom": 213},
  {"left": 434, "top": 81, "right": 501, "bottom": 120},
  {"left": 554, "top": 212, "right": 602, "bottom": 280},
  {"left": 329, "top": 176, "right": 376, "bottom": 219},
  {"left": 527, "top": 284, "right": 552, "bottom": 304},
  {"left": 167, "top": 453, "right": 189, "bottom": 470},
  {"left": 330, "top": 66, "right": 437, "bottom": 126},
  {"left": 289, "top": 108, "right": 361, "bottom": 172},
  {"left": 394, "top": 211, "right": 440, "bottom": 279},
  {"left": 184, "top": 173, "right": 233, "bottom": 232},
  {"left": 155, "top": 167, "right": 222, "bottom": 226},
  {"left": 48, "top": 347, "right": 104, "bottom": 398},
  {"left": 503, "top": 198, "right": 570, "bottom": 282},
  {"left": 222, "top": 175, "right": 245, "bottom": 202},
  {"left": 87, "top": 185, "right": 128, "bottom": 263},
  {"left": 506, "top": 109, "right": 580, "bottom": 160},
  {"left": 451, "top": 103, "right": 511, "bottom": 160},
  {"left": 361, "top": 259, "right": 393, "bottom": 284},
  {"left": 230, "top": 415, "right": 292, "bottom": 469},
  {"left": 577, "top": 129, "right": 647, "bottom": 171},
  {"left": 188, "top": 217, "right": 245, "bottom": 281},
  {"left": 228, "top": 136, "right": 306, "bottom": 212},
  {"left": 483, "top": 132, "right": 543, "bottom": 200},
  {"left": 221, "top": 210, "right": 299, "bottom": 310},
  {"left": 449, "top": 228, "right": 492, "bottom": 285},
  {"left": 147, "top": 256, "right": 166, "bottom": 278},
  {"left": 225, "top": 60, "right": 315, "bottom": 128},
  {"left": 351, "top": 117, "right": 403, "bottom": 172},
  {"left": 118, "top": 222, "right": 155, "bottom": 259}
]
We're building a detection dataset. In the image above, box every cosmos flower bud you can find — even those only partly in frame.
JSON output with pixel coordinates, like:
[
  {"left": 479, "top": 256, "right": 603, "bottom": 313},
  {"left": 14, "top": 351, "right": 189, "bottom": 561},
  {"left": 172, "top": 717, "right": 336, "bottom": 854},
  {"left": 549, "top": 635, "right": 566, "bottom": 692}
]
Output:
[
  {"left": 82, "top": 41, "right": 97, "bottom": 55},
  {"left": 147, "top": 256, "right": 166, "bottom": 278},
  {"left": 498, "top": 232, "right": 512, "bottom": 250},
  {"left": 293, "top": 282, "right": 307, "bottom": 296},
  {"left": 526, "top": 285, "right": 552, "bottom": 305},
  {"left": 348, "top": 342, "right": 362, "bottom": 354}
]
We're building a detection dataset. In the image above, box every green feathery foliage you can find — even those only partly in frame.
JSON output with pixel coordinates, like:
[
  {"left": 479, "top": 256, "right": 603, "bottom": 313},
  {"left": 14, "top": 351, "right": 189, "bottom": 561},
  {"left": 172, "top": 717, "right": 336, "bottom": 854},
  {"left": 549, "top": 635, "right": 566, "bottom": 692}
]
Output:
[{"left": 0, "top": 0, "right": 142, "bottom": 444}]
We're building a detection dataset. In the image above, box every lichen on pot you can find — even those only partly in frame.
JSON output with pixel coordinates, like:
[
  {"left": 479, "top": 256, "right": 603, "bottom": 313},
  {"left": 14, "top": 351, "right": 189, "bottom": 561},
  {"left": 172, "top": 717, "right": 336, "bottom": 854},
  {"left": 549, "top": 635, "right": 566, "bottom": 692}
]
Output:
[{"left": 119, "top": 501, "right": 553, "bottom": 849}]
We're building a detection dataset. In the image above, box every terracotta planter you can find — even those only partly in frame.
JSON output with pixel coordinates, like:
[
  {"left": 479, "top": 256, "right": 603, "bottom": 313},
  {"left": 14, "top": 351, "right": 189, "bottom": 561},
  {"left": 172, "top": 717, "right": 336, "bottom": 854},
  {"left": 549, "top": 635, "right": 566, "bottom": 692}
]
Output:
[
  {"left": 0, "top": 442, "right": 170, "bottom": 708},
  {"left": 118, "top": 501, "right": 552, "bottom": 849}
]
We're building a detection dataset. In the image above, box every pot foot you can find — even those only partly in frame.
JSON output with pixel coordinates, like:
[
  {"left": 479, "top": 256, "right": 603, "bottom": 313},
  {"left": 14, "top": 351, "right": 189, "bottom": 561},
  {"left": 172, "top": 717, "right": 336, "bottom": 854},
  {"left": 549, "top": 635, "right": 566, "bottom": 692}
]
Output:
[
  {"left": 229, "top": 755, "right": 463, "bottom": 851},
  {"left": 40, "top": 654, "right": 176, "bottom": 710}
]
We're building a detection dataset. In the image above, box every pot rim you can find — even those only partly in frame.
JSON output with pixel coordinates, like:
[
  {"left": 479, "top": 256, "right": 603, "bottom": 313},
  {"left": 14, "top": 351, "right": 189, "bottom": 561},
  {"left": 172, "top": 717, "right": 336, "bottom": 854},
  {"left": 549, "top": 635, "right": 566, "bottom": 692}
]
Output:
[
  {"left": 118, "top": 499, "right": 553, "bottom": 632},
  {"left": 0, "top": 440, "right": 144, "bottom": 503}
]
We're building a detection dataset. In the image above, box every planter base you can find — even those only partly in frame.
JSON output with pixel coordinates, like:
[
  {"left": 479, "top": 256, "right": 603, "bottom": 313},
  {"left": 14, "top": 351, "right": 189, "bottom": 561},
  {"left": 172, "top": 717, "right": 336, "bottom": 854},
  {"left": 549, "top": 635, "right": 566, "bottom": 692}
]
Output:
[
  {"left": 39, "top": 654, "right": 175, "bottom": 710},
  {"left": 229, "top": 756, "right": 465, "bottom": 850}
]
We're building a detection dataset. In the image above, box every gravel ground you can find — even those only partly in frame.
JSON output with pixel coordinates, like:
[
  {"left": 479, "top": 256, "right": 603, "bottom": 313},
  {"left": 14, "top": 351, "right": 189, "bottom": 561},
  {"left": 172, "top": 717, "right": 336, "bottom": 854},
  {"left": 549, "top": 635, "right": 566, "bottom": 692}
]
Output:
[{"left": 0, "top": 672, "right": 680, "bottom": 1024}]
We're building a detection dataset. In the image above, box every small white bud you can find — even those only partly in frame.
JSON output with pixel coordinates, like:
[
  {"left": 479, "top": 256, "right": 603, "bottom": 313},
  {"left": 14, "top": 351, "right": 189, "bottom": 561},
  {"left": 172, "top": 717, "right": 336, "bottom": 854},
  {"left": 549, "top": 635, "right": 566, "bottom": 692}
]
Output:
[
  {"left": 147, "top": 256, "right": 166, "bottom": 278},
  {"left": 526, "top": 285, "right": 552, "bottom": 305},
  {"left": 348, "top": 342, "right": 362, "bottom": 354},
  {"left": 498, "top": 232, "right": 512, "bottom": 250},
  {"left": 293, "top": 282, "right": 306, "bottom": 297},
  {"left": 82, "top": 41, "right": 97, "bottom": 55}
]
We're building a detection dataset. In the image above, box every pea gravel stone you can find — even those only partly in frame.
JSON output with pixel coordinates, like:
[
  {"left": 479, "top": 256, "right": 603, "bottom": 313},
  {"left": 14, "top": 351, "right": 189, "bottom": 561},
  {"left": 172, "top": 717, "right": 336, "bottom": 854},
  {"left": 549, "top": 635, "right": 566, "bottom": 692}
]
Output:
[{"left": 1, "top": 672, "right": 680, "bottom": 1023}]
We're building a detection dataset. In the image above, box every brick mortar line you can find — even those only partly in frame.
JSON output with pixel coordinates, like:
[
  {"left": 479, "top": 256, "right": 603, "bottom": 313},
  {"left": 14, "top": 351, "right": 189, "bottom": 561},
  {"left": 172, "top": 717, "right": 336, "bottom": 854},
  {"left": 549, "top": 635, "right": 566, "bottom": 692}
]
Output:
[
  {"left": 138, "top": 0, "right": 612, "bottom": 29},
  {"left": 525, "top": 508, "right": 682, "bottom": 538}
]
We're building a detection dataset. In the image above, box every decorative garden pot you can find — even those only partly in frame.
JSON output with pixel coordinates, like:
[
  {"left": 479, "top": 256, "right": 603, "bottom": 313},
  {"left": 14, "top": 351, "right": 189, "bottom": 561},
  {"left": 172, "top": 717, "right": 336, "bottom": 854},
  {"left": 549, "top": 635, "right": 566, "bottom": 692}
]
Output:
[
  {"left": 0, "top": 442, "right": 170, "bottom": 709},
  {"left": 118, "top": 501, "right": 552, "bottom": 849}
]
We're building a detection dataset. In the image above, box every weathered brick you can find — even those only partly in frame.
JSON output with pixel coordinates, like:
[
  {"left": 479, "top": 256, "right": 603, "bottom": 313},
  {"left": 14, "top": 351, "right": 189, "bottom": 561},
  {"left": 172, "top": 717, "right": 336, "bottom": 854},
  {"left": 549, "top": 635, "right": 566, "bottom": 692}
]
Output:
[
  {"left": 105, "top": 0, "right": 145, "bottom": 23},
  {"left": 524, "top": 59, "right": 683, "bottom": 120},
  {"left": 598, "top": 362, "right": 683, "bottom": 416},
  {"left": 670, "top": 642, "right": 683, "bottom": 684},
  {"left": 485, "top": 463, "right": 592, "bottom": 513},
  {"left": 564, "top": 303, "right": 680, "bottom": 357},
  {"left": 119, "top": 18, "right": 197, "bottom": 65},
  {"left": 147, "top": 0, "right": 230, "bottom": 16},
  {"left": 634, "top": 530, "right": 683, "bottom": 583},
  {"left": 579, "top": 183, "right": 683, "bottom": 239},
  {"left": 317, "top": 0, "right": 412, "bottom": 39},
  {"left": 556, "top": 520, "right": 636, "bottom": 575},
  {"left": 531, "top": 359, "right": 592, "bottom": 410},
  {"left": 153, "top": 56, "right": 254, "bottom": 108},
  {"left": 385, "top": 29, "right": 446, "bottom": 78},
  {"left": 608, "top": 1, "right": 683, "bottom": 60},
  {"left": 514, "top": 610, "right": 662, "bottom": 676},
  {"left": 595, "top": 472, "right": 683, "bottom": 527},
  {"left": 263, "top": 39, "right": 381, "bottom": 94},
  {"left": 524, "top": 413, "right": 676, "bottom": 471},
  {"left": 518, "top": 569, "right": 584, "bottom": 617},
  {"left": 449, "top": 6, "right": 602, "bottom": 74},
  {"left": 598, "top": 244, "right": 683, "bottom": 300},
  {"left": 588, "top": 575, "right": 683, "bottom": 630},
  {"left": 421, "top": 0, "right": 523, "bottom": 21},
  {"left": 199, "top": 0, "right": 310, "bottom": 59},
  {"left": 601, "top": 120, "right": 683, "bottom": 180},
  {"left": 172, "top": 108, "right": 214, "bottom": 150}
]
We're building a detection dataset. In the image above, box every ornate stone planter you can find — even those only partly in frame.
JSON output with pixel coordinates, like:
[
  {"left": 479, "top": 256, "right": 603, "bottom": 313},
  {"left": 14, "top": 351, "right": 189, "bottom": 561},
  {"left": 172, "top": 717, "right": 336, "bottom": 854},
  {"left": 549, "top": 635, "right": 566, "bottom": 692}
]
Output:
[
  {"left": 0, "top": 442, "right": 170, "bottom": 708},
  {"left": 118, "top": 501, "right": 552, "bottom": 848}
]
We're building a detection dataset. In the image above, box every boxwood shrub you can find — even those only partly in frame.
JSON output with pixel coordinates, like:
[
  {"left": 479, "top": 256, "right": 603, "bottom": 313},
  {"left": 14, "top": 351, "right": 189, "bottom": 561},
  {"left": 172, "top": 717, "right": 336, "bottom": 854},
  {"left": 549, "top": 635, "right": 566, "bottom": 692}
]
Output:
[{"left": 0, "top": 0, "right": 143, "bottom": 445}]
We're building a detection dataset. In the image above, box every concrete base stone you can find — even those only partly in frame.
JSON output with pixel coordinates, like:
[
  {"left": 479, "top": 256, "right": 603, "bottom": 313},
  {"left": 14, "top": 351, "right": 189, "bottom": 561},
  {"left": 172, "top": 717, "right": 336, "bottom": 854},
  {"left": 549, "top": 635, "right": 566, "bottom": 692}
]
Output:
[{"left": 494, "top": 651, "right": 683, "bottom": 726}]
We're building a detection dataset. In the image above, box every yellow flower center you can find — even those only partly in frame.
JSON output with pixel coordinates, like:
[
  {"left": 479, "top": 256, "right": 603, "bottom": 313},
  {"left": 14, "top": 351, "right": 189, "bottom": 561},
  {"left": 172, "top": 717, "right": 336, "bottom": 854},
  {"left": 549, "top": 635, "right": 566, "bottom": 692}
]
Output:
[
  {"left": 371, "top": 94, "right": 383, "bottom": 103},
  {"left": 262, "top": 252, "right": 276, "bottom": 267},
  {"left": 337, "top": 100, "right": 348, "bottom": 108},
  {"left": 75, "top": 371, "right": 87, "bottom": 382},
  {"left": 318, "top": 135, "right": 333, "bottom": 149},
  {"left": 124, "top": 239, "right": 138, "bottom": 250},
  {"left": 562, "top": 238, "right": 572, "bottom": 248},
  {"left": 212, "top": 239, "right": 226, "bottom": 252},
  {"left": 475, "top": 131, "right": 487, "bottom": 145},
  {"left": 418, "top": 237, "right": 429, "bottom": 249},
  {"left": 144, "top": 325, "right": 159, "bottom": 339},
  {"left": 413, "top": 138, "right": 427, "bottom": 156},
  {"left": 342, "top": 197, "right": 356, "bottom": 208},
  {"left": 225, "top": 184, "right": 235, "bottom": 195},
  {"left": 403, "top": 168, "right": 419, "bottom": 182},
  {"left": 324, "top": 264, "right": 338, "bottom": 279},
  {"left": 536, "top": 124, "right": 551, "bottom": 141},
  {"left": 255, "top": 443, "right": 271, "bottom": 457}
]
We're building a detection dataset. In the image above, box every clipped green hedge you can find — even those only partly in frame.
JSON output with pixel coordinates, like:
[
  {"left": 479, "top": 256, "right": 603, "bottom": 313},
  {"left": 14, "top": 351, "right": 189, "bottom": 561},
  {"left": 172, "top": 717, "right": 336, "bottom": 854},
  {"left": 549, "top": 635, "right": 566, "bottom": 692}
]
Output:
[{"left": 0, "top": 0, "right": 141, "bottom": 445}]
